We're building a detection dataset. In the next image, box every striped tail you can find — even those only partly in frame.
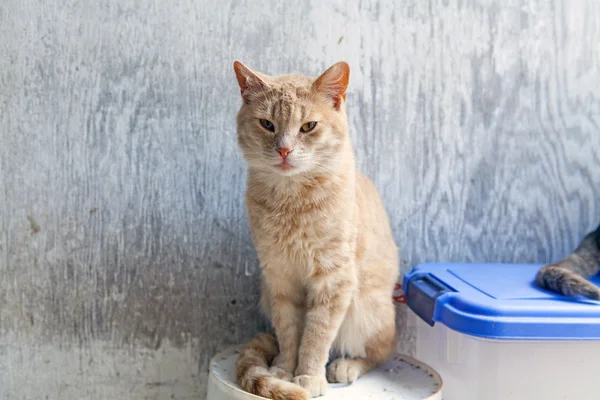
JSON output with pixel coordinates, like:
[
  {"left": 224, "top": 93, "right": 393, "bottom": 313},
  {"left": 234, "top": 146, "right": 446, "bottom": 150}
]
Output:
[
  {"left": 536, "top": 224, "right": 600, "bottom": 300},
  {"left": 236, "top": 332, "right": 309, "bottom": 400}
]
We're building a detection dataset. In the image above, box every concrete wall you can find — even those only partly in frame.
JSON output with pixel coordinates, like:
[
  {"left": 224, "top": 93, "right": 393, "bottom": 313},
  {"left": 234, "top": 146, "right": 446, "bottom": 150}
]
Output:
[{"left": 1, "top": 0, "right": 599, "bottom": 398}]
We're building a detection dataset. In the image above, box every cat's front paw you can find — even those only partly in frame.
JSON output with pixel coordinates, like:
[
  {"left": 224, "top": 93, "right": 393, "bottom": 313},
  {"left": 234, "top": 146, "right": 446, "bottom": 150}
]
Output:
[
  {"left": 269, "top": 365, "right": 293, "bottom": 381},
  {"left": 327, "top": 358, "right": 362, "bottom": 383},
  {"left": 292, "top": 374, "right": 328, "bottom": 397}
]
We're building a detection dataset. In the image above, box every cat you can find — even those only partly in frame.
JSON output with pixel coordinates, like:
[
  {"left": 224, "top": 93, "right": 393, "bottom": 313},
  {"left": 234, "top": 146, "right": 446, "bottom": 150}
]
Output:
[
  {"left": 232, "top": 60, "right": 399, "bottom": 399},
  {"left": 536, "top": 223, "right": 600, "bottom": 299}
]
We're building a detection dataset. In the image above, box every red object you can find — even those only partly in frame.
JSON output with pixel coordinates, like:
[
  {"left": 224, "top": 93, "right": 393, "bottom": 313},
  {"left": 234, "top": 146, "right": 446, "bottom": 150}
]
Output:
[
  {"left": 392, "top": 282, "right": 407, "bottom": 304},
  {"left": 393, "top": 295, "right": 407, "bottom": 304}
]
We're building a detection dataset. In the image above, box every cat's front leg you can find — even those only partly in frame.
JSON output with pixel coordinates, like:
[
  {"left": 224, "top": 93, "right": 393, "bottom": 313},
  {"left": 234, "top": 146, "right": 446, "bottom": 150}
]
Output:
[
  {"left": 264, "top": 276, "right": 304, "bottom": 380},
  {"left": 294, "top": 267, "right": 355, "bottom": 397}
]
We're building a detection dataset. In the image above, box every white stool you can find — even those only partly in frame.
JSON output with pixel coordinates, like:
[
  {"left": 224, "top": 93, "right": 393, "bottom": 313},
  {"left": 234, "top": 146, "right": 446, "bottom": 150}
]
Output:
[{"left": 207, "top": 346, "right": 442, "bottom": 400}]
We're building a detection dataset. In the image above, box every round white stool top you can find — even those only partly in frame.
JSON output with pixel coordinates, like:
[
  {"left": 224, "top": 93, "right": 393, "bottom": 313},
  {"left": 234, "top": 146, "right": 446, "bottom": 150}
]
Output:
[{"left": 207, "top": 346, "right": 442, "bottom": 400}]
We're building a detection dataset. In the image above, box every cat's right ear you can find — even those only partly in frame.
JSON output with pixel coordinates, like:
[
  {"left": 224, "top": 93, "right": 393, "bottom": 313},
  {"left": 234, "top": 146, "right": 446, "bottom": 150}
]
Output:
[{"left": 233, "top": 61, "right": 268, "bottom": 103}]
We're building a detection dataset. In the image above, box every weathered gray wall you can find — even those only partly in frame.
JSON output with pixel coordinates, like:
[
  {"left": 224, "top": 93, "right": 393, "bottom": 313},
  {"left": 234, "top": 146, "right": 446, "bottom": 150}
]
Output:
[{"left": 1, "top": 0, "right": 599, "bottom": 398}]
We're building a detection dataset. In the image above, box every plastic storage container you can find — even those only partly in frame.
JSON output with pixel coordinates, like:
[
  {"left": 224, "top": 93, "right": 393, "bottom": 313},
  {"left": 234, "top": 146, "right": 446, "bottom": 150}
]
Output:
[
  {"left": 207, "top": 345, "right": 442, "bottom": 400},
  {"left": 404, "top": 262, "right": 600, "bottom": 400}
]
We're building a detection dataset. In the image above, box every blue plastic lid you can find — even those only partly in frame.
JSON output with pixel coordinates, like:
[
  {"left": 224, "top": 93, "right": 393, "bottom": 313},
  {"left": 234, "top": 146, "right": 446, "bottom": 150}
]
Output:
[{"left": 404, "top": 263, "right": 600, "bottom": 340}]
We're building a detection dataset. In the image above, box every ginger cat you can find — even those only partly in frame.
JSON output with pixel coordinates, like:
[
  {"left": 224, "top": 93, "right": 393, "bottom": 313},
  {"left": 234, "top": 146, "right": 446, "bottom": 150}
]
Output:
[{"left": 233, "top": 60, "right": 399, "bottom": 399}]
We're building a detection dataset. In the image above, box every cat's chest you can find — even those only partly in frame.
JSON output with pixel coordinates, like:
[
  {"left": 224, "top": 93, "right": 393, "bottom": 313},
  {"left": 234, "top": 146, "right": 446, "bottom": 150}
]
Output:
[
  {"left": 249, "top": 206, "right": 338, "bottom": 267},
  {"left": 253, "top": 209, "right": 323, "bottom": 245}
]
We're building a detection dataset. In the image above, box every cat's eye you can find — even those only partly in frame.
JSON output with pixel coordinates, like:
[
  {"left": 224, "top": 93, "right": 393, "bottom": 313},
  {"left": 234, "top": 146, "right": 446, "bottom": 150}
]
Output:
[
  {"left": 259, "top": 119, "right": 275, "bottom": 132},
  {"left": 300, "top": 121, "right": 317, "bottom": 133}
]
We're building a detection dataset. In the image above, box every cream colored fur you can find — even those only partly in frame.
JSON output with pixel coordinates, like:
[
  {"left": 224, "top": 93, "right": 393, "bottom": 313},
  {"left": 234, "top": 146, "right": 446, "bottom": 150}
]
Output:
[{"left": 233, "top": 60, "right": 399, "bottom": 399}]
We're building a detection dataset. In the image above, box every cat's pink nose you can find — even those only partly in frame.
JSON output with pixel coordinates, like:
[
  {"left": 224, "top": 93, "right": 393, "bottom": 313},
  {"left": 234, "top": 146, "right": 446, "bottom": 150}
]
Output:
[{"left": 277, "top": 147, "right": 293, "bottom": 159}]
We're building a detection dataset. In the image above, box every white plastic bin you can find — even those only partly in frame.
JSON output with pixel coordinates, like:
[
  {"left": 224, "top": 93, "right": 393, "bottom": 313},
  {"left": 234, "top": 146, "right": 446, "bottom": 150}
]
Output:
[
  {"left": 404, "top": 262, "right": 600, "bottom": 400},
  {"left": 207, "top": 345, "right": 442, "bottom": 400}
]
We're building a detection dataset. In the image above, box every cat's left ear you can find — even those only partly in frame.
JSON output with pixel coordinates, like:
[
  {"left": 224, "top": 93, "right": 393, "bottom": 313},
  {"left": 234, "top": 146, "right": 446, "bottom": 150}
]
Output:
[
  {"left": 233, "top": 60, "right": 268, "bottom": 103},
  {"left": 312, "top": 62, "right": 350, "bottom": 110}
]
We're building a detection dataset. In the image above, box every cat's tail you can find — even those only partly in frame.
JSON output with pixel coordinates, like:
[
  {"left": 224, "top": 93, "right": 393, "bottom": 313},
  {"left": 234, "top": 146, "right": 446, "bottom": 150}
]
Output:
[
  {"left": 236, "top": 332, "right": 309, "bottom": 400},
  {"left": 536, "top": 224, "right": 600, "bottom": 300}
]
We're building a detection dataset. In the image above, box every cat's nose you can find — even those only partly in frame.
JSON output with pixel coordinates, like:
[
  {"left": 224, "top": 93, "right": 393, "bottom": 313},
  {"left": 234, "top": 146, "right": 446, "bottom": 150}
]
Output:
[{"left": 276, "top": 147, "right": 293, "bottom": 159}]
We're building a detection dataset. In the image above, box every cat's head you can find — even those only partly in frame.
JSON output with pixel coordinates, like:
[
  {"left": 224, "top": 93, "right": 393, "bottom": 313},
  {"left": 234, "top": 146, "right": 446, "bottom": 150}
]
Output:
[{"left": 233, "top": 61, "right": 350, "bottom": 177}]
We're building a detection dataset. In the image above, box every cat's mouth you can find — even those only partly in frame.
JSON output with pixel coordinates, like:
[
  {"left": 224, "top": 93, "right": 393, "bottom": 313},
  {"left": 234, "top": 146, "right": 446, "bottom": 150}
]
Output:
[
  {"left": 278, "top": 160, "right": 294, "bottom": 171},
  {"left": 271, "top": 158, "right": 299, "bottom": 174}
]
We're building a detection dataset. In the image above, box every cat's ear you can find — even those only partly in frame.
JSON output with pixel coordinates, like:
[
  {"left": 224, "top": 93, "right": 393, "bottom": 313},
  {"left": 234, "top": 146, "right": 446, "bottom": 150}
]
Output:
[
  {"left": 312, "top": 62, "right": 350, "bottom": 110},
  {"left": 233, "top": 60, "right": 268, "bottom": 103}
]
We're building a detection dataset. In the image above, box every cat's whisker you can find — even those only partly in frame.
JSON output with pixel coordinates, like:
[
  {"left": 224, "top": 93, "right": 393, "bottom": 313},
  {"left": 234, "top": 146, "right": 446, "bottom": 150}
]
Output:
[{"left": 311, "top": 161, "right": 341, "bottom": 174}]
